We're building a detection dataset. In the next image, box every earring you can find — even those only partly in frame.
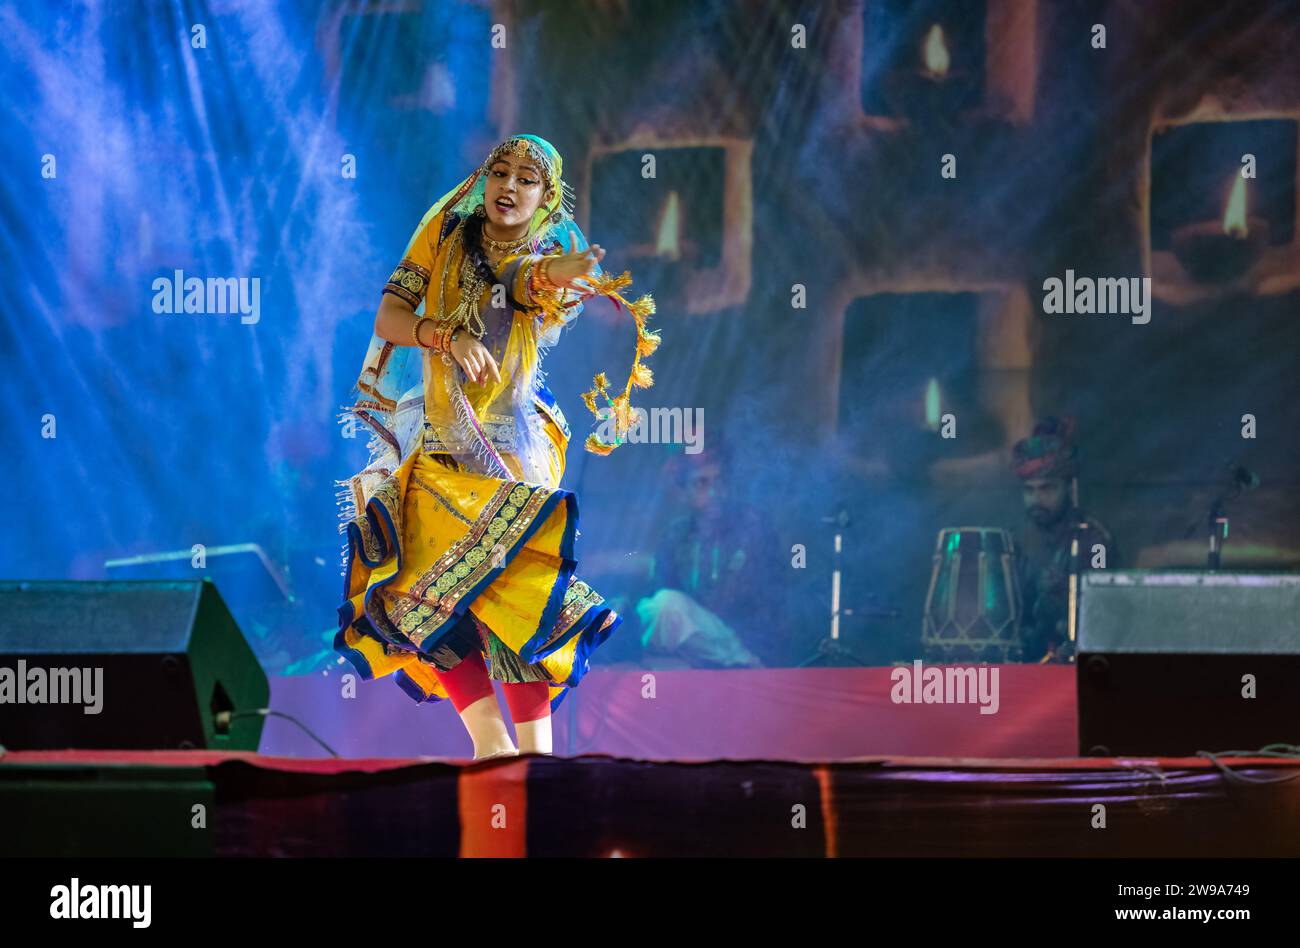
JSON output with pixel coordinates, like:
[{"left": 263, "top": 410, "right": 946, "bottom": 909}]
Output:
[{"left": 474, "top": 203, "right": 486, "bottom": 217}]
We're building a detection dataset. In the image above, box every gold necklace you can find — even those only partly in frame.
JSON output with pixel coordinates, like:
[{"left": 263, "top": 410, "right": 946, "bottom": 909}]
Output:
[{"left": 481, "top": 226, "right": 531, "bottom": 254}]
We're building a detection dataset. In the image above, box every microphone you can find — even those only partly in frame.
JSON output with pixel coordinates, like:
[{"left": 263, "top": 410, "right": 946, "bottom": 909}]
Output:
[{"left": 1183, "top": 462, "right": 1260, "bottom": 539}]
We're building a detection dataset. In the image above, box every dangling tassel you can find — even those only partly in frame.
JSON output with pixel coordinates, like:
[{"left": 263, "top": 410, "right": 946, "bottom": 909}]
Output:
[
  {"left": 532, "top": 266, "right": 659, "bottom": 455},
  {"left": 575, "top": 274, "right": 658, "bottom": 454}
]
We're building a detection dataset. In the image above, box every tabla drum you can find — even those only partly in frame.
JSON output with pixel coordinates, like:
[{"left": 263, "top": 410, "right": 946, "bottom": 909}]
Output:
[{"left": 922, "top": 527, "right": 1023, "bottom": 663}]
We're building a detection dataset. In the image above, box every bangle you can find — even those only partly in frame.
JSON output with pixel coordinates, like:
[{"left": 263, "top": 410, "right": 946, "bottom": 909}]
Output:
[
  {"left": 527, "top": 259, "right": 548, "bottom": 304},
  {"left": 436, "top": 326, "right": 461, "bottom": 366},
  {"left": 537, "top": 257, "right": 559, "bottom": 291},
  {"left": 412, "top": 315, "right": 434, "bottom": 348}
]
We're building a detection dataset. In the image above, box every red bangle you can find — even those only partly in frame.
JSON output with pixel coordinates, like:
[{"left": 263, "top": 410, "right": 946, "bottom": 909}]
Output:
[{"left": 412, "top": 316, "right": 434, "bottom": 348}]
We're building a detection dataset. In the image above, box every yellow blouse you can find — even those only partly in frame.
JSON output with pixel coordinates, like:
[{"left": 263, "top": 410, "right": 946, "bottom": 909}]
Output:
[{"left": 381, "top": 208, "right": 571, "bottom": 484}]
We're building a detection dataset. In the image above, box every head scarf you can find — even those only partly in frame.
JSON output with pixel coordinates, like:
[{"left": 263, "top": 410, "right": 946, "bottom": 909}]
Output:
[{"left": 1011, "top": 416, "right": 1079, "bottom": 480}]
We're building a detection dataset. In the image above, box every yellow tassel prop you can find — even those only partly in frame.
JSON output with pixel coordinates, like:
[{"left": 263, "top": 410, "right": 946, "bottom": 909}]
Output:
[
  {"left": 583, "top": 434, "right": 618, "bottom": 456},
  {"left": 533, "top": 267, "right": 658, "bottom": 455},
  {"left": 630, "top": 363, "right": 654, "bottom": 389}
]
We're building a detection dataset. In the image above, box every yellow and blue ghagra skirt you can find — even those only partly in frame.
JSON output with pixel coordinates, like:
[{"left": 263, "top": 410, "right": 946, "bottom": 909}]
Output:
[{"left": 335, "top": 446, "right": 620, "bottom": 712}]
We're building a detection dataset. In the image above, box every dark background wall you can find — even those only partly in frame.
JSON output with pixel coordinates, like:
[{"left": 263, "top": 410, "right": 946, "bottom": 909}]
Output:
[{"left": 2, "top": 0, "right": 1297, "bottom": 669}]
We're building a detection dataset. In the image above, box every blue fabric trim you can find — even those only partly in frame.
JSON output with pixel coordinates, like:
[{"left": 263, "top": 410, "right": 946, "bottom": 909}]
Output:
[
  {"left": 517, "top": 492, "right": 580, "bottom": 662},
  {"left": 394, "top": 668, "right": 446, "bottom": 704},
  {"left": 347, "top": 508, "right": 388, "bottom": 569},
  {"left": 529, "top": 585, "right": 606, "bottom": 663},
  {"left": 532, "top": 383, "right": 571, "bottom": 439},
  {"left": 545, "top": 607, "right": 621, "bottom": 714},
  {"left": 567, "top": 607, "right": 621, "bottom": 689},
  {"left": 357, "top": 498, "right": 420, "bottom": 651},
  {"left": 337, "top": 598, "right": 356, "bottom": 632},
  {"left": 332, "top": 628, "right": 376, "bottom": 681},
  {"left": 534, "top": 383, "right": 558, "bottom": 411},
  {"left": 439, "top": 211, "right": 460, "bottom": 246},
  {"left": 341, "top": 550, "right": 355, "bottom": 603}
]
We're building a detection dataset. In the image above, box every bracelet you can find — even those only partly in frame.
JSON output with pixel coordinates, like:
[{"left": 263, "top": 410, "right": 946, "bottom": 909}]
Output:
[
  {"left": 537, "top": 257, "right": 559, "bottom": 292},
  {"left": 523, "top": 258, "right": 538, "bottom": 304},
  {"left": 527, "top": 259, "right": 547, "bottom": 304},
  {"left": 412, "top": 315, "right": 434, "bottom": 348},
  {"left": 437, "top": 326, "right": 461, "bottom": 366}
]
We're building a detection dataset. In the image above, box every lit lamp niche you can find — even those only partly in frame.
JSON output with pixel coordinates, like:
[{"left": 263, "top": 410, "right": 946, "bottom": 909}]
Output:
[
  {"left": 1149, "top": 118, "right": 1298, "bottom": 301},
  {"left": 836, "top": 291, "right": 1018, "bottom": 481},
  {"left": 921, "top": 23, "right": 951, "bottom": 81},
  {"left": 1170, "top": 174, "right": 1268, "bottom": 282},
  {"left": 859, "top": 0, "right": 1036, "bottom": 126},
  {"left": 587, "top": 141, "right": 752, "bottom": 315}
]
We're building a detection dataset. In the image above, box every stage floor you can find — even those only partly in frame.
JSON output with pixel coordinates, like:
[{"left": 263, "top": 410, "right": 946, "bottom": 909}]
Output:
[
  {"left": 3, "top": 748, "right": 1298, "bottom": 857},
  {"left": 5, "top": 666, "right": 1297, "bottom": 857}
]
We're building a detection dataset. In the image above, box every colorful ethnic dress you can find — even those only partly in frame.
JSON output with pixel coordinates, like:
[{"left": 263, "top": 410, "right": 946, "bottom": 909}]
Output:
[{"left": 333, "top": 135, "right": 653, "bottom": 712}]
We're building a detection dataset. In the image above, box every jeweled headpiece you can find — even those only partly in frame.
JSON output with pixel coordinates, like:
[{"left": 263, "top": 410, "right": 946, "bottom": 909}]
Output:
[{"left": 480, "top": 135, "right": 576, "bottom": 223}]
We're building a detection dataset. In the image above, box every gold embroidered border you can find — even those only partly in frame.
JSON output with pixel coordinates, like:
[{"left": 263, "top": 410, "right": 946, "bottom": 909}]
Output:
[
  {"left": 555, "top": 579, "right": 605, "bottom": 632},
  {"left": 534, "top": 579, "right": 606, "bottom": 653},
  {"left": 350, "top": 474, "right": 403, "bottom": 566},
  {"left": 388, "top": 482, "right": 556, "bottom": 648},
  {"left": 422, "top": 415, "right": 518, "bottom": 454},
  {"left": 410, "top": 482, "right": 548, "bottom": 635},
  {"left": 383, "top": 259, "right": 432, "bottom": 308},
  {"left": 382, "top": 481, "right": 514, "bottom": 629}
]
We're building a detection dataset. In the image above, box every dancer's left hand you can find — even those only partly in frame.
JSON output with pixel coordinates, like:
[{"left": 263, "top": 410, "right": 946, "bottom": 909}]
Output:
[{"left": 548, "top": 244, "right": 605, "bottom": 291}]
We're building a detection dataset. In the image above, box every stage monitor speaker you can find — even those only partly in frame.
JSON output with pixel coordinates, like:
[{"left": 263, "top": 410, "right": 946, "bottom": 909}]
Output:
[
  {"left": 1077, "top": 571, "right": 1300, "bottom": 757},
  {"left": 0, "top": 579, "right": 269, "bottom": 751}
]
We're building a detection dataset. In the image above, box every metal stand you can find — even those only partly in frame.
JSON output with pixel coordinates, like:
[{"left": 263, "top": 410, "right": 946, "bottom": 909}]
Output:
[
  {"left": 1186, "top": 462, "right": 1257, "bottom": 571},
  {"left": 1060, "top": 520, "right": 1089, "bottom": 664},
  {"left": 1207, "top": 507, "right": 1229, "bottom": 571},
  {"left": 798, "top": 506, "right": 872, "bottom": 667}
]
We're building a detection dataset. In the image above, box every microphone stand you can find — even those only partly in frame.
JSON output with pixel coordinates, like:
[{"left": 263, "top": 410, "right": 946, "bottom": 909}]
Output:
[
  {"left": 1187, "top": 464, "right": 1255, "bottom": 571},
  {"left": 1061, "top": 521, "right": 1087, "bottom": 663},
  {"left": 1206, "top": 494, "right": 1232, "bottom": 571},
  {"left": 797, "top": 505, "right": 870, "bottom": 667},
  {"left": 1043, "top": 477, "right": 1084, "bottom": 664}
]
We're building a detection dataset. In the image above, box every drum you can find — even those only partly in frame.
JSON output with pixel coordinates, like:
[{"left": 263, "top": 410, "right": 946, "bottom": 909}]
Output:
[{"left": 922, "top": 527, "right": 1023, "bottom": 663}]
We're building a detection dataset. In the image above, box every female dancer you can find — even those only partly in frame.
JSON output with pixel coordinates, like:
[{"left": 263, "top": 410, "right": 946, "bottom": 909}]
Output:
[{"left": 335, "top": 134, "right": 648, "bottom": 760}]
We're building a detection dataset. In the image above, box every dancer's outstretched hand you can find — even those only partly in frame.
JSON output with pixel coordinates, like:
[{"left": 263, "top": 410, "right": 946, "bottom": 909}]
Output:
[
  {"left": 548, "top": 243, "right": 606, "bottom": 291},
  {"left": 450, "top": 333, "right": 502, "bottom": 386}
]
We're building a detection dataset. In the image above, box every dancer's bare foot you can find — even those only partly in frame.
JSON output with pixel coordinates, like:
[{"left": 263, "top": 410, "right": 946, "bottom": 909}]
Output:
[{"left": 473, "top": 746, "right": 519, "bottom": 762}]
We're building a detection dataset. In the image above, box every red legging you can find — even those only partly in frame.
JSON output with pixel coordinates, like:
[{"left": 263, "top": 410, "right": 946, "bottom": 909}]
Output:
[{"left": 432, "top": 648, "right": 551, "bottom": 722}]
